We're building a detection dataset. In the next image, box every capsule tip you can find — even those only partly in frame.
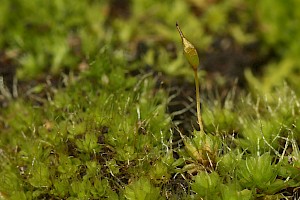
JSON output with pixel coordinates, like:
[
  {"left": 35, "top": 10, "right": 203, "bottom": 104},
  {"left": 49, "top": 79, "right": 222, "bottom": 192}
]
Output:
[{"left": 176, "top": 22, "right": 184, "bottom": 38}]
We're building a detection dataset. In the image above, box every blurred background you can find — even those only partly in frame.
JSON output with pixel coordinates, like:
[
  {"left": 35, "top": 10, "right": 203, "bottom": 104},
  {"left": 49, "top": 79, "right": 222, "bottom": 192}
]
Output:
[{"left": 1, "top": 0, "right": 300, "bottom": 95}]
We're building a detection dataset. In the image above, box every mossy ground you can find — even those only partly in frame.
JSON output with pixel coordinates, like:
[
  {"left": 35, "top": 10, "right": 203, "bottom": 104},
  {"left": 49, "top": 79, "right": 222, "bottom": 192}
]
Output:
[{"left": 1, "top": 0, "right": 300, "bottom": 199}]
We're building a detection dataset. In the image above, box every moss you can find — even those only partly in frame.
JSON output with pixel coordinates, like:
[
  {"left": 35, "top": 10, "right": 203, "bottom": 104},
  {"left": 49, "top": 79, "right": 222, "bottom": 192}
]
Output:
[{"left": 1, "top": 0, "right": 300, "bottom": 199}]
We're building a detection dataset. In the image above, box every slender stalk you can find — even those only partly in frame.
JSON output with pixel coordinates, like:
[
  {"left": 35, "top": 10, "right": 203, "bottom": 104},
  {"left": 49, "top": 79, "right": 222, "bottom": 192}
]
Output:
[
  {"left": 176, "top": 22, "right": 204, "bottom": 132},
  {"left": 194, "top": 69, "right": 204, "bottom": 132}
]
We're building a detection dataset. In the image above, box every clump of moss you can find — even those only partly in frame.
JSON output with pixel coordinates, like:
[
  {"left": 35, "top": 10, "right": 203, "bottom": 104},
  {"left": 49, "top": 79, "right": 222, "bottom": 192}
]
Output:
[
  {"left": 1, "top": 26, "right": 300, "bottom": 200},
  {"left": 1, "top": 1, "right": 300, "bottom": 199},
  {"left": 0, "top": 48, "right": 175, "bottom": 199},
  {"left": 174, "top": 24, "right": 300, "bottom": 199}
]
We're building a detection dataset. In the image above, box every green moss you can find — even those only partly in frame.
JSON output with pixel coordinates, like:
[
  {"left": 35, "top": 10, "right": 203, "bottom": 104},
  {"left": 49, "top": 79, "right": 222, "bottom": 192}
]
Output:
[
  {"left": 0, "top": 49, "right": 173, "bottom": 199},
  {"left": 1, "top": 0, "right": 300, "bottom": 199}
]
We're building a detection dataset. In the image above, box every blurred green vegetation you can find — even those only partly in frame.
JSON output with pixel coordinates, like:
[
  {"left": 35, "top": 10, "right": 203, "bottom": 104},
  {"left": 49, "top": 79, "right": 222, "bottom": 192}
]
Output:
[
  {"left": 1, "top": 0, "right": 300, "bottom": 90},
  {"left": 1, "top": 0, "right": 300, "bottom": 199},
  {"left": 246, "top": 0, "right": 300, "bottom": 94}
]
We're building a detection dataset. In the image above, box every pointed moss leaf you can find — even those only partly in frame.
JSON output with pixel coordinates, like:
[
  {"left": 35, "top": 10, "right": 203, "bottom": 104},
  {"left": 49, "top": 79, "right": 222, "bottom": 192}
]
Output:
[
  {"left": 70, "top": 180, "right": 92, "bottom": 198},
  {"left": 124, "top": 177, "right": 164, "bottom": 200},
  {"left": 192, "top": 171, "right": 221, "bottom": 198},
  {"left": 75, "top": 133, "right": 100, "bottom": 153},
  {"left": 10, "top": 191, "right": 27, "bottom": 200},
  {"left": 90, "top": 178, "right": 108, "bottom": 197},
  {"left": 149, "top": 160, "right": 170, "bottom": 181},
  {"left": 53, "top": 179, "right": 70, "bottom": 197},
  {"left": 264, "top": 179, "right": 289, "bottom": 194},
  {"left": 237, "top": 153, "right": 278, "bottom": 190},
  {"left": 28, "top": 162, "right": 51, "bottom": 188},
  {"left": 182, "top": 136, "right": 202, "bottom": 162},
  {"left": 220, "top": 184, "right": 253, "bottom": 200},
  {"left": 172, "top": 158, "right": 185, "bottom": 168}
]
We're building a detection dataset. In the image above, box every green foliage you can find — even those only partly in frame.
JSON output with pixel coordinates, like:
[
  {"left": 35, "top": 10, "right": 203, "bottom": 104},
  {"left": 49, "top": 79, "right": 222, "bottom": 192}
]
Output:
[
  {"left": 180, "top": 130, "right": 220, "bottom": 168},
  {"left": 28, "top": 162, "right": 52, "bottom": 188},
  {"left": 1, "top": 0, "right": 300, "bottom": 199},
  {"left": 191, "top": 171, "right": 252, "bottom": 200},
  {"left": 0, "top": 0, "right": 108, "bottom": 79},
  {"left": 202, "top": 91, "right": 239, "bottom": 133},
  {"left": 236, "top": 153, "right": 280, "bottom": 192},
  {"left": 191, "top": 171, "right": 221, "bottom": 199},
  {"left": 1, "top": 0, "right": 299, "bottom": 91},
  {"left": 0, "top": 49, "right": 172, "bottom": 199},
  {"left": 124, "top": 177, "right": 164, "bottom": 200},
  {"left": 246, "top": 0, "right": 300, "bottom": 93}
]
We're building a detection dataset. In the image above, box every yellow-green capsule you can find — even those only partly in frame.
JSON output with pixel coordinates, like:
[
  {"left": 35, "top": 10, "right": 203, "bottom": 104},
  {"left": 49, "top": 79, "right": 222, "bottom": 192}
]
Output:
[{"left": 176, "top": 22, "right": 199, "bottom": 71}]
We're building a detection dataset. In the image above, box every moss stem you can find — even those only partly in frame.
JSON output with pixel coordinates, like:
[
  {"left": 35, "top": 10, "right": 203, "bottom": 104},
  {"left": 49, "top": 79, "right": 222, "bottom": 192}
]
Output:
[{"left": 194, "top": 69, "right": 204, "bottom": 132}]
